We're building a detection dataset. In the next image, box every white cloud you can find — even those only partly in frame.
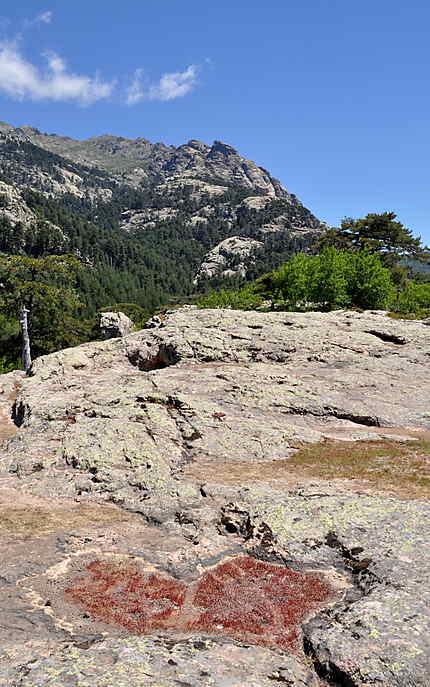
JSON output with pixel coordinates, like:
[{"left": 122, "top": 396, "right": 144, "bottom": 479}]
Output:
[
  {"left": 0, "top": 41, "right": 114, "bottom": 105},
  {"left": 149, "top": 65, "right": 198, "bottom": 102},
  {"left": 24, "top": 10, "right": 53, "bottom": 28},
  {"left": 34, "top": 11, "right": 53, "bottom": 25},
  {"left": 126, "top": 68, "right": 145, "bottom": 105},
  {"left": 0, "top": 24, "right": 200, "bottom": 108},
  {"left": 126, "top": 64, "right": 198, "bottom": 106}
]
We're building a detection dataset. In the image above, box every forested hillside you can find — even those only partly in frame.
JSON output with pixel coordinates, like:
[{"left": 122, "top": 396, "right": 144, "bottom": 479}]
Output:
[{"left": 0, "top": 125, "right": 325, "bottom": 314}]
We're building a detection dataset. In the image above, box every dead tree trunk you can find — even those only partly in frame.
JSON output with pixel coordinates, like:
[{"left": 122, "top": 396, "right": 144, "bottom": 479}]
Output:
[{"left": 19, "top": 306, "right": 32, "bottom": 372}]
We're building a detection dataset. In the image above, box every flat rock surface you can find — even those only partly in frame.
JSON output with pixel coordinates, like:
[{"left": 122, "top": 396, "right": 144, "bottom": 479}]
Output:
[{"left": 0, "top": 308, "right": 429, "bottom": 686}]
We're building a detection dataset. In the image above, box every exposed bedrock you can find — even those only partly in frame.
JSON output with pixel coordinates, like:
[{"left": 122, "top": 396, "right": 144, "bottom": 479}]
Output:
[{"left": 0, "top": 307, "right": 429, "bottom": 686}]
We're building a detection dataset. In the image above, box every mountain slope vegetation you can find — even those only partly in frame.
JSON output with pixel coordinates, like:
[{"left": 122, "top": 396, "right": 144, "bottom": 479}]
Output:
[{"left": 0, "top": 125, "right": 325, "bottom": 313}]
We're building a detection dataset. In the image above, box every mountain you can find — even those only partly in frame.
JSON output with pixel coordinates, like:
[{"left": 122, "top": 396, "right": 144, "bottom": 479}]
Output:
[{"left": 0, "top": 122, "right": 326, "bottom": 312}]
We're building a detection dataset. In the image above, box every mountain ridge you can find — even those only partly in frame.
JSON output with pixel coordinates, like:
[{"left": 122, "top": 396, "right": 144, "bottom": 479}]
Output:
[
  {"left": 0, "top": 121, "right": 292, "bottom": 196},
  {"left": 0, "top": 120, "right": 326, "bottom": 310}
]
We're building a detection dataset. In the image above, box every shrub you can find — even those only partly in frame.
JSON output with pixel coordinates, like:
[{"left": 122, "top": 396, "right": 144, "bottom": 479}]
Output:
[
  {"left": 397, "top": 281, "right": 430, "bottom": 315},
  {"left": 347, "top": 251, "right": 396, "bottom": 309},
  {"left": 311, "top": 248, "right": 351, "bottom": 309},
  {"left": 197, "top": 285, "right": 263, "bottom": 310},
  {"left": 268, "top": 249, "right": 394, "bottom": 311},
  {"left": 197, "top": 249, "right": 399, "bottom": 313},
  {"left": 270, "top": 254, "right": 316, "bottom": 309}
]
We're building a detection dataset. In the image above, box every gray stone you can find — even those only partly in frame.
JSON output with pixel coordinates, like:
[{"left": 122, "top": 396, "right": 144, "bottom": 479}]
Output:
[
  {"left": 16, "top": 636, "right": 320, "bottom": 687},
  {"left": 99, "top": 311, "right": 134, "bottom": 339},
  {"left": 143, "top": 314, "right": 163, "bottom": 329},
  {"left": 232, "top": 488, "right": 430, "bottom": 686}
]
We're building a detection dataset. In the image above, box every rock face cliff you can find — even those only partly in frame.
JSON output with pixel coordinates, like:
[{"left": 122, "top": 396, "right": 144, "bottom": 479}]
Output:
[
  {"left": 0, "top": 124, "right": 325, "bottom": 294},
  {"left": 11, "top": 130, "right": 292, "bottom": 197},
  {"left": 0, "top": 307, "right": 429, "bottom": 686}
]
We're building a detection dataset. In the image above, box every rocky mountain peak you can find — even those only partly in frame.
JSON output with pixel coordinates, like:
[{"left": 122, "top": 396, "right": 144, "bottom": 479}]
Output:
[
  {"left": 87, "top": 134, "right": 128, "bottom": 142},
  {"left": 16, "top": 126, "right": 41, "bottom": 136},
  {"left": 185, "top": 139, "right": 210, "bottom": 152},
  {"left": 0, "top": 122, "right": 295, "bottom": 203},
  {"left": 0, "top": 121, "right": 14, "bottom": 133},
  {"left": 208, "top": 140, "right": 240, "bottom": 159}
]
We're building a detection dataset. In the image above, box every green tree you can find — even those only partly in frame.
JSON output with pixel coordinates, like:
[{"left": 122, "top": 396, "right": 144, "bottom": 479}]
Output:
[
  {"left": 311, "top": 248, "right": 351, "bottom": 310},
  {"left": 313, "top": 226, "right": 352, "bottom": 253},
  {"left": 317, "top": 212, "right": 429, "bottom": 268},
  {"left": 270, "top": 253, "right": 316, "bottom": 308},
  {"left": 0, "top": 312, "right": 21, "bottom": 373},
  {"left": 397, "top": 281, "right": 430, "bottom": 315},
  {"left": 347, "top": 251, "right": 395, "bottom": 309},
  {"left": 0, "top": 254, "right": 83, "bottom": 364}
]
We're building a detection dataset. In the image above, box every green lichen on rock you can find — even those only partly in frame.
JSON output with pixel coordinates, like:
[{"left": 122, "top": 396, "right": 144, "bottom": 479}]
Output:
[
  {"left": 63, "top": 418, "right": 174, "bottom": 487},
  {"left": 18, "top": 636, "right": 320, "bottom": 687},
  {"left": 233, "top": 485, "right": 430, "bottom": 685}
]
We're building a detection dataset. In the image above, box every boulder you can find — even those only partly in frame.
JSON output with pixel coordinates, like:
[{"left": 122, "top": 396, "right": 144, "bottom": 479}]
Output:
[{"left": 99, "top": 311, "right": 134, "bottom": 339}]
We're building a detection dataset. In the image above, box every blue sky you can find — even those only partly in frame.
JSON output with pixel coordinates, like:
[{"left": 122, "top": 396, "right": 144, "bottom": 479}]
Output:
[{"left": 0, "top": 0, "right": 429, "bottom": 245}]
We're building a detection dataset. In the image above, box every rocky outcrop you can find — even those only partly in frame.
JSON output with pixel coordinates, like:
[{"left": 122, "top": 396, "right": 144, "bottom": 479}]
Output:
[
  {"left": 0, "top": 308, "right": 429, "bottom": 685},
  {"left": 3, "top": 126, "right": 288, "bottom": 198},
  {"left": 194, "top": 235, "right": 264, "bottom": 283},
  {"left": 0, "top": 180, "right": 36, "bottom": 226},
  {"left": 120, "top": 207, "right": 179, "bottom": 231},
  {"left": 161, "top": 140, "right": 288, "bottom": 197},
  {"left": 0, "top": 129, "right": 115, "bottom": 201},
  {"left": 0, "top": 180, "right": 67, "bottom": 251},
  {"left": 99, "top": 311, "right": 134, "bottom": 339}
]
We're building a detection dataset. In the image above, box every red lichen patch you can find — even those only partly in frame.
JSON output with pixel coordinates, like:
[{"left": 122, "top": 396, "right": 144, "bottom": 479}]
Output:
[
  {"left": 65, "top": 555, "right": 335, "bottom": 652},
  {"left": 65, "top": 560, "right": 187, "bottom": 634},
  {"left": 188, "top": 556, "right": 332, "bottom": 650}
]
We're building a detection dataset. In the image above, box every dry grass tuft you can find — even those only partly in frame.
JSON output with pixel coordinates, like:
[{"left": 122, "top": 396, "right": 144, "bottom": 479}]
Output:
[
  {"left": 288, "top": 438, "right": 430, "bottom": 499},
  {"left": 184, "top": 437, "right": 430, "bottom": 500},
  {"left": 0, "top": 503, "right": 131, "bottom": 537}
]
